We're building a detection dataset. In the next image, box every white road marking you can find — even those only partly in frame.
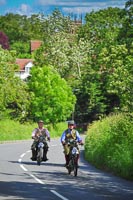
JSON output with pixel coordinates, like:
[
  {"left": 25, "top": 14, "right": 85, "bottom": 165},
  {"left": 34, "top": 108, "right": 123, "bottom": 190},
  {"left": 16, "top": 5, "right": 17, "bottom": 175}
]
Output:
[
  {"left": 50, "top": 190, "right": 69, "bottom": 200},
  {"left": 18, "top": 144, "right": 70, "bottom": 200},
  {"left": 29, "top": 173, "right": 44, "bottom": 184},
  {"left": 20, "top": 164, "right": 28, "bottom": 171},
  {"left": 20, "top": 153, "right": 26, "bottom": 158}
]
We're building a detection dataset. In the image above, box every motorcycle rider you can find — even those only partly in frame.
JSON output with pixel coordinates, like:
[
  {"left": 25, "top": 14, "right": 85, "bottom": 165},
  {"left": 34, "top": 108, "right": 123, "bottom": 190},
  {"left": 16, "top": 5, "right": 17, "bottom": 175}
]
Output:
[
  {"left": 60, "top": 120, "right": 83, "bottom": 167},
  {"left": 31, "top": 120, "right": 50, "bottom": 161}
]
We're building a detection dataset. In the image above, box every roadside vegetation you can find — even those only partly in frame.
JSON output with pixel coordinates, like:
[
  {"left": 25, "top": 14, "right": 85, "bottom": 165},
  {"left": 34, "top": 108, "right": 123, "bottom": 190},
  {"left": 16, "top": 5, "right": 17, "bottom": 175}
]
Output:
[
  {"left": 0, "top": 119, "right": 67, "bottom": 142},
  {"left": 85, "top": 113, "right": 133, "bottom": 180}
]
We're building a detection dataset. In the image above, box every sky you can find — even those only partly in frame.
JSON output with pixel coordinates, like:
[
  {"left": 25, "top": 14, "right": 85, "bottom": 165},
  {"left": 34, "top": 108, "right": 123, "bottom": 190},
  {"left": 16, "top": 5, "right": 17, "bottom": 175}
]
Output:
[{"left": 0, "top": 0, "right": 127, "bottom": 18}]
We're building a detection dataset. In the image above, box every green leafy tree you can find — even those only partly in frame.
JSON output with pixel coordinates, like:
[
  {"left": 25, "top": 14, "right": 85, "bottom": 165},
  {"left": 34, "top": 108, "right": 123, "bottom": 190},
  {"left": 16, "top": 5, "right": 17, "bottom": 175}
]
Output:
[
  {"left": 0, "top": 13, "right": 46, "bottom": 47},
  {"left": 75, "top": 7, "right": 133, "bottom": 121},
  {"left": 10, "top": 41, "right": 31, "bottom": 58},
  {"left": 79, "top": 7, "right": 123, "bottom": 45},
  {"left": 0, "top": 47, "right": 30, "bottom": 120},
  {"left": 0, "top": 14, "right": 29, "bottom": 44},
  {"left": 28, "top": 65, "right": 76, "bottom": 124},
  {"left": 99, "top": 44, "right": 133, "bottom": 112},
  {"left": 118, "top": 0, "right": 133, "bottom": 52}
]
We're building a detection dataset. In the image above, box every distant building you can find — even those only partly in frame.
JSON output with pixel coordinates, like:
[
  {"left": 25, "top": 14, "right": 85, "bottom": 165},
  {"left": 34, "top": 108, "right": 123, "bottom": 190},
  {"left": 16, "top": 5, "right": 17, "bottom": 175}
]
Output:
[
  {"left": 69, "top": 15, "right": 82, "bottom": 34},
  {"left": 30, "top": 40, "right": 43, "bottom": 53},
  {"left": 15, "top": 40, "right": 43, "bottom": 80},
  {"left": 15, "top": 58, "right": 33, "bottom": 80}
]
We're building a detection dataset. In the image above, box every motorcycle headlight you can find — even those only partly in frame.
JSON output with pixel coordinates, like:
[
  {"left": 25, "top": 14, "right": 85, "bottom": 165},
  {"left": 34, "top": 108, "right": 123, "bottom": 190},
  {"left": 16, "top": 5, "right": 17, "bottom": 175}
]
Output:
[{"left": 72, "top": 147, "right": 78, "bottom": 154}]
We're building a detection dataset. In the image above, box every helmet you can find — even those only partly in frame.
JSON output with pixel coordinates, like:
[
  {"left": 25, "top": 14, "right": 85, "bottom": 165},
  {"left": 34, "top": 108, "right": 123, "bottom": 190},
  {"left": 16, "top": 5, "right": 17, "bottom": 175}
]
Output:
[
  {"left": 68, "top": 120, "right": 75, "bottom": 125},
  {"left": 38, "top": 120, "right": 44, "bottom": 123}
]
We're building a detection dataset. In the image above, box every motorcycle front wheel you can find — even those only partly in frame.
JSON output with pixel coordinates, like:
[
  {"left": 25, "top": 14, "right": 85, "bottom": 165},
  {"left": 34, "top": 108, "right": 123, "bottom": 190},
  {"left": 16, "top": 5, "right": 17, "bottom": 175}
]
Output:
[
  {"left": 73, "top": 162, "right": 78, "bottom": 176},
  {"left": 68, "top": 159, "right": 73, "bottom": 174},
  {"left": 37, "top": 148, "right": 43, "bottom": 165}
]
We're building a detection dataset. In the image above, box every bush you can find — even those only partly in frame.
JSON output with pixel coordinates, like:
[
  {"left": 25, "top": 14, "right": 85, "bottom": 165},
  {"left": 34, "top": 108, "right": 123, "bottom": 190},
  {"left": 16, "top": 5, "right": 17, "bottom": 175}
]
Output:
[{"left": 85, "top": 113, "right": 133, "bottom": 180}]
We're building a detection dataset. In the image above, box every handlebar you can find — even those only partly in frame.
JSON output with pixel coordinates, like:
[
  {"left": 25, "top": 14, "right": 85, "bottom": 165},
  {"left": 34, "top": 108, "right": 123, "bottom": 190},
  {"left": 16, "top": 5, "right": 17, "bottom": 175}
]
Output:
[{"left": 62, "top": 139, "right": 84, "bottom": 146}]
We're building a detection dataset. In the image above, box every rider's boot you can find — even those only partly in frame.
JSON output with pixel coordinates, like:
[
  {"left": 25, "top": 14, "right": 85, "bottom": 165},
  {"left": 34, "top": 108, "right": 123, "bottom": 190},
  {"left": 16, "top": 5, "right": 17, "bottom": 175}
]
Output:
[
  {"left": 42, "top": 148, "right": 48, "bottom": 161},
  {"left": 64, "top": 155, "right": 69, "bottom": 167},
  {"left": 31, "top": 149, "right": 37, "bottom": 161}
]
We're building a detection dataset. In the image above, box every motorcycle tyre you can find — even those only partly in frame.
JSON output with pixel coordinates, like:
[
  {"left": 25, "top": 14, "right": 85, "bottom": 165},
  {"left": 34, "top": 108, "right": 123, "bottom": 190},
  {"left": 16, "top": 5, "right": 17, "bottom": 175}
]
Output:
[
  {"left": 68, "top": 166, "right": 71, "bottom": 174},
  {"left": 68, "top": 159, "right": 72, "bottom": 175},
  {"left": 37, "top": 148, "right": 43, "bottom": 166},
  {"left": 73, "top": 162, "right": 78, "bottom": 176}
]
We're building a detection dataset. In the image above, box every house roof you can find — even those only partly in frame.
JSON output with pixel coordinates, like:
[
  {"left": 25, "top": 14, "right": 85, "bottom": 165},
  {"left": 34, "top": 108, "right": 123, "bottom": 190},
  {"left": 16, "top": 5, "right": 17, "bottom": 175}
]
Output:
[
  {"left": 30, "top": 40, "right": 43, "bottom": 52},
  {"left": 16, "top": 58, "right": 33, "bottom": 71}
]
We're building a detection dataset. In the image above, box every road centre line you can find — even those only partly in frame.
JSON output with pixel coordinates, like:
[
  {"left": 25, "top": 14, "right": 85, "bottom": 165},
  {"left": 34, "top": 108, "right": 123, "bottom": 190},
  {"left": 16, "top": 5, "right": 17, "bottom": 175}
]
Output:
[
  {"left": 20, "top": 153, "right": 26, "bottom": 158},
  {"left": 20, "top": 164, "right": 28, "bottom": 172},
  {"left": 29, "top": 173, "right": 44, "bottom": 184},
  {"left": 18, "top": 145, "right": 70, "bottom": 200},
  {"left": 50, "top": 190, "right": 69, "bottom": 200}
]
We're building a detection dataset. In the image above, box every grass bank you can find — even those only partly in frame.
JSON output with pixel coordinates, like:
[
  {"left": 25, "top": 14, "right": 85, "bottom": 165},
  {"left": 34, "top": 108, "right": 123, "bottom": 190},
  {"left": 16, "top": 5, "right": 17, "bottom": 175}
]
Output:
[
  {"left": 85, "top": 113, "right": 133, "bottom": 180},
  {"left": 0, "top": 119, "right": 67, "bottom": 142}
]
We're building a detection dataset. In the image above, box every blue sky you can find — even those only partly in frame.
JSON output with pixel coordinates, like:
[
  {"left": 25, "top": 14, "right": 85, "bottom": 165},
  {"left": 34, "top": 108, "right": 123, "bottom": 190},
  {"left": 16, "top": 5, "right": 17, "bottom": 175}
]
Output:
[{"left": 0, "top": 0, "right": 127, "bottom": 17}]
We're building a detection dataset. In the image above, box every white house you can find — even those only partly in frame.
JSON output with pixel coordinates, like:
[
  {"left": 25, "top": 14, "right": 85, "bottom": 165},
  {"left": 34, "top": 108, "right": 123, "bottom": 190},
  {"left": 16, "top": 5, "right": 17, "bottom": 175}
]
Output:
[
  {"left": 15, "top": 58, "right": 33, "bottom": 80},
  {"left": 15, "top": 40, "right": 43, "bottom": 80}
]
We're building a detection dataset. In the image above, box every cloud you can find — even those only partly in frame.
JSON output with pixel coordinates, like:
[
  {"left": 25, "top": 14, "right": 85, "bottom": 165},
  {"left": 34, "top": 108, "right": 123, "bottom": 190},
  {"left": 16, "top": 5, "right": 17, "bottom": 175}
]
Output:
[
  {"left": 36, "top": 0, "right": 126, "bottom": 7},
  {"left": 4, "top": 3, "right": 33, "bottom": 16},
  {"left": 19, "top": 4, "right": 32, "bottom": 14},
  {"left": 36, "top": 0, "right": 126, "bottom": 15},
  {"left": 37, "top": 0, "right": 103, "bottom": 7}
]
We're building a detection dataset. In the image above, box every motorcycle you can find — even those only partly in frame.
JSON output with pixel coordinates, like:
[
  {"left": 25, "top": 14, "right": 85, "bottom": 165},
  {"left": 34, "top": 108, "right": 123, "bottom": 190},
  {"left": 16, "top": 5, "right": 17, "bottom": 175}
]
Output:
[{"left": 67, "top": 139, "right": 80, "bottom": 176}]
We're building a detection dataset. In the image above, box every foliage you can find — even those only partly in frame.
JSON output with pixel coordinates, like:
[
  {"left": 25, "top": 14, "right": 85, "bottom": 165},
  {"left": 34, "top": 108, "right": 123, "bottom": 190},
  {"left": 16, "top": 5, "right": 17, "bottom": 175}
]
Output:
[
  {"left": 0, "top": 119, "right": 67, "bottom": 141},
  {"left": 79, "top": 7, "right": 124, "bottom": 46},
  {"left": 28, "top": 65, "right": 76, "bottom": 124},
  {"left": 0, "top": 13, "right": 44, "bottom": 44},
  {"left": 0, "top": 47, "right": 30, "bottom": 120},
  {"left": 98, "top": 44, "right": 133, "bottom": 112},
  {"left": 10, "top": 42, "right": 31, "bottom": 58},
  {"left": 0, "top": 13, "right": 46, "bottom": 57},
  {"left": 40, "top": 32, "right": 90, "bottom": 83},
  {"left": 85, "top": 113, "right": 133, "bottom": 180},
  {"left": 118, "top": 0, "right": 133, "bottom": 52},
  {"left": 41, "top": 9, "right": 72, "bottom": 44},
  {"left": 75, "top": 6, "right": 133, "bottom": 121}
]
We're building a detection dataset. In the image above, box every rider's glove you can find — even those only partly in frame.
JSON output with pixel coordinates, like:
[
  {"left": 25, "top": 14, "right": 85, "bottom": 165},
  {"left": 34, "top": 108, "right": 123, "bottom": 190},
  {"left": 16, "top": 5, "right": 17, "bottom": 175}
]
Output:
[{"left": 79, "top": 141, "right": 84, "bottom": 145}]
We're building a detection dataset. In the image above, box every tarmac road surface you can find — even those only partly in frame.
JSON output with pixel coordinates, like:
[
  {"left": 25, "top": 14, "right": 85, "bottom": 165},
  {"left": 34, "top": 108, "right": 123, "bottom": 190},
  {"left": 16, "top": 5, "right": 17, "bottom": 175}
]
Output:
[{"left": 0, "top": 136, "right": 133, "bottom": 200}]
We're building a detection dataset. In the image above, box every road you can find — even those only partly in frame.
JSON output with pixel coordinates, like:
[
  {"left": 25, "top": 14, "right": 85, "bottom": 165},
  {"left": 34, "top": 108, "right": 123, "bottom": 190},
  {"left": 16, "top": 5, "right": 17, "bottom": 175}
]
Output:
[{"left": 0, "top": 136, "right": 133, "bottom": 200}]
